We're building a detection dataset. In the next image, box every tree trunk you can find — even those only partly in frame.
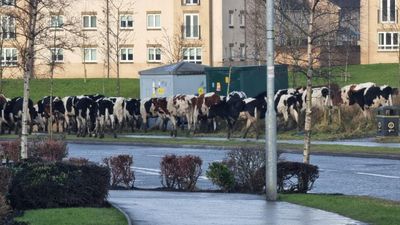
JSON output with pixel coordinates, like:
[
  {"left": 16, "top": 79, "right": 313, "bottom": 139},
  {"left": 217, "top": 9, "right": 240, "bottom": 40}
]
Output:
[
  {"left": 21, "top": 0, "right": 38, "bottom": 159},
  {"left": 303, "top": 0, "right": 316, "bottom": 164}
]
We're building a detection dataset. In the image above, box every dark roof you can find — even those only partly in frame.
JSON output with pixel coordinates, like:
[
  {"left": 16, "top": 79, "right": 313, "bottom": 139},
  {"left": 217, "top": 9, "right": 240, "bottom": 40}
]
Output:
[{"left": 139, "top": 62, "right": 207, "bottom": 76}]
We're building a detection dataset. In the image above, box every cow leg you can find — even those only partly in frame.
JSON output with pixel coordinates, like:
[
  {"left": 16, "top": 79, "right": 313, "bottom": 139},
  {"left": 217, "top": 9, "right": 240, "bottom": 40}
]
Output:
[{"left": 226, "top": 119, "right": 232, "bottom": 139}]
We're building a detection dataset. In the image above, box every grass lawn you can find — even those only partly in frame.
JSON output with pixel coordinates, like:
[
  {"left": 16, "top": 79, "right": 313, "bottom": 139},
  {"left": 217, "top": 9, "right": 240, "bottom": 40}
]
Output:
[
  {"left": 289, "top": 63, "right": 400, "bottom": 88},
  {"left": 15, "top": 207, "right": 127, "bottom": 225},
  {"left": 280, "top": 194, "right": 400, "bottom": 225},
  {"left": 0, "top": 78, "right": 139, "bottom": 102}
]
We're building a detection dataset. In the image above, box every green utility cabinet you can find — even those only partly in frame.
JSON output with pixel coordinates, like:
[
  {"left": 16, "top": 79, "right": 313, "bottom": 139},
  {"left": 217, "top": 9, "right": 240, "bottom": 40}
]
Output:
[
  {"left": 376, "top": 106, "right": 400, "bottom": 136},
  {"left": 205, "top": 65, "right": 288, "bottom": 97}
]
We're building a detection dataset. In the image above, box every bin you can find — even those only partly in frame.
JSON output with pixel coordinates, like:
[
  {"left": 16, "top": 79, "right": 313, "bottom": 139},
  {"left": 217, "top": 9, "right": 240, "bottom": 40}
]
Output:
[{"left": 376, "top": 106, "right": 400, "bottom": 136}]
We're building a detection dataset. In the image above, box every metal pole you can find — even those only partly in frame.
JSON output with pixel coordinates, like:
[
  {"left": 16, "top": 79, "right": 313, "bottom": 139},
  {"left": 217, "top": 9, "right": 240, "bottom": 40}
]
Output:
[{"left": 265, "top": 0, "right": 277, "bottom": 201}]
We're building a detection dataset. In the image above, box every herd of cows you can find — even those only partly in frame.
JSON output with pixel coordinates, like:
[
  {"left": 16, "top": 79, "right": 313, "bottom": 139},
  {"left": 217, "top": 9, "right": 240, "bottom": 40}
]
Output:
[{"left": 0, "top": 81, "right": 397, "bottom": 139}]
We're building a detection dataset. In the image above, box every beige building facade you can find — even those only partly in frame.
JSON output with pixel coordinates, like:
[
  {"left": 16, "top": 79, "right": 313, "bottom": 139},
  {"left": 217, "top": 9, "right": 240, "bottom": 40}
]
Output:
[
  {"left": 0, "top": 0, "right": 252, "bottom": 79},
  {"left": 360, "top": 0, "right": 400, "bottom": 64}
]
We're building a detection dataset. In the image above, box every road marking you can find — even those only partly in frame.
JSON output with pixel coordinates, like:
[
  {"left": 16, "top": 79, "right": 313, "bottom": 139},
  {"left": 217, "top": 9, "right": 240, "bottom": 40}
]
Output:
[
  {"left": 133, "top": 167, "right": 209, "bottom": 180},
  {"left": 146, "top": 155, "right": 164, "bottom": 158},
  {"left": 133, "top": 167, "right": 160, "bottom": 172},
  {"left": 356, "top": 172, "right": 400, "bottom": 179}
]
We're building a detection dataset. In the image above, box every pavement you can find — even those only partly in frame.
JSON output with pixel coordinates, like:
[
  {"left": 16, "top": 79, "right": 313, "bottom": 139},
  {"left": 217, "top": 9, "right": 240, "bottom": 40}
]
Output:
[{"left": 108, "top": 190, "right": 366, "bottom": 225}]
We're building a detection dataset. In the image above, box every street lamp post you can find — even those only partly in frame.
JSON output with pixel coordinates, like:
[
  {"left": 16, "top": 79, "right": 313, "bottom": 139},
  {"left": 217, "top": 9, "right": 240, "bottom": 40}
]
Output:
[{"left": 265, "top": 0, "right": 277, "bottom": 201}]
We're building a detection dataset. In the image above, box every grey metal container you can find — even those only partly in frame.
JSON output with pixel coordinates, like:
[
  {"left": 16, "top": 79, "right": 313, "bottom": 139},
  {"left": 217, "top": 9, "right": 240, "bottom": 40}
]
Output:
[
  {"left": 139, "top": 62, "right": 207, "bottom": 99},
  {"left": 376, "top": 106, "right": 400, "bottom": 136}
]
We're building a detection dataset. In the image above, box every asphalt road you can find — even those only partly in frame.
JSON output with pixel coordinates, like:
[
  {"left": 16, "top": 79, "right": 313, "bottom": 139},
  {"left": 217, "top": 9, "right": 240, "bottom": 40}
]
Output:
[{"left": 68, "top": 143, "right": 400, "bottom": 201}]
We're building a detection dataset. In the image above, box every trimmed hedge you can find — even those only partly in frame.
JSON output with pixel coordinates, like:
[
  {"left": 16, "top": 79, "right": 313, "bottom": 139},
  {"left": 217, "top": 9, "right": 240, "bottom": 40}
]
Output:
[
  {"left": 206, "top": 162, "right": 235, "bottom": 192},
  {"left": 8, "top": 159, "right": 110, "bottom": 210},
  {"left": 277, "top": 161, "right": 319, "bottom": 193},
  {"left": 103, "top": 155, "right": 135, "bottom": 189}
]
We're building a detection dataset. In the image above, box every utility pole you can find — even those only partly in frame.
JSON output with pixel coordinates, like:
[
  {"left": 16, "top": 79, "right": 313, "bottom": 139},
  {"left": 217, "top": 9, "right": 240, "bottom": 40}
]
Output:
[
  {"left": 106, "top": 0, "right": 110, "bottom": 79},
  {"left": 265, "top": 0, "right": 277, "bottom": 201}
]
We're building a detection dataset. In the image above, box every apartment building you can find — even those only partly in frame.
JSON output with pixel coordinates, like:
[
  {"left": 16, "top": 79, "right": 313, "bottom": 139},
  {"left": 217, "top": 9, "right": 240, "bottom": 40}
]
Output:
[
  {"left": 360, "top": 0, "right": 400, "bottom": 64},
  {"left": 0, "top": 0, "right": 251, "bottom": 79}
]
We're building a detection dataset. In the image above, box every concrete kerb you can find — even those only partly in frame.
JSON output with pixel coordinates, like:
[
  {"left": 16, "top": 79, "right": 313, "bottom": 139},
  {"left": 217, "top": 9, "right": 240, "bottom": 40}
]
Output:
[{"left": 110, "top": 202, "right": 132, "bottom": 225}]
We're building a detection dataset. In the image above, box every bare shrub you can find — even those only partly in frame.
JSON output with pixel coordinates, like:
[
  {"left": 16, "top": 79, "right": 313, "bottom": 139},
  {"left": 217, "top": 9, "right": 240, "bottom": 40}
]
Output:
[
  {"left": 160, "top": 154, "right": 202, "bottom": 191},
  {"left": 65, "top": 157, "right": 89, "bottom": 166},
  {"left": 31, "top": 139, "right": 68, "bottom": 161},
  {"left": 103, "top": 155, "right": 135, "bottom": 189},
  {"left": 393, "top": 94, "right": 400, "bottom": 106},
  {"left": 277, "top": 161, "right": 319, "bottom": 193},
  {"left": 224, "top": 147, "right": 265, "bottom": 193},
  {"left": 0, "top": 140, "right": 21, "bottom": 163}
]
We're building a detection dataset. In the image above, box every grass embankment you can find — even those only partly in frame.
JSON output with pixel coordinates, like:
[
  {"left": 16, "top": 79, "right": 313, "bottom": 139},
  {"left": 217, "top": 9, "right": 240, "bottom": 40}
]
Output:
[
  {"left": 280, "top": 194, "right": 400, "bottom": 225},
  {"left": 289, "top": 63, "right": 400, "bottom": 87},
  {"left": 1, "top": 78, "right": 139, "bottom": 102},
  {"left": 15, "top": 207, "right": 128, "bottom": 225}
]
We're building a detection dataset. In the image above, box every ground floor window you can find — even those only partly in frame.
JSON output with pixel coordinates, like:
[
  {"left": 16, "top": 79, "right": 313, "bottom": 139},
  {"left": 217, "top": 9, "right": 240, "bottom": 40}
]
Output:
[
  {"left": 183, "top": 47, "right": 202, "bottom": 64},
  {"left": 51, "top": 48, "right": 64, "bottom": 62},
  {"left": 147, "top": 47, "right": 161, "bottom": 62},
  {"left": 83, "top": 48, "right": 97, "bottom": 62},
  {"left": 1, "top": 48, "right": 17, "bottom": 66},
  {"left": 120, "top": 48, "right": 133, "bottom": 62},
  {"left": 378, "top": 32, "right": 399, "bottom": 50}
]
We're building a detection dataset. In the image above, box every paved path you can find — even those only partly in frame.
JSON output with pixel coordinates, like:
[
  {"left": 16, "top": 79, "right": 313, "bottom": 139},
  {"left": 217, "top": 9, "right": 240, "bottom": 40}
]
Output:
[{"left": 109, "top": 190, "right": 366, "bottom": 225}]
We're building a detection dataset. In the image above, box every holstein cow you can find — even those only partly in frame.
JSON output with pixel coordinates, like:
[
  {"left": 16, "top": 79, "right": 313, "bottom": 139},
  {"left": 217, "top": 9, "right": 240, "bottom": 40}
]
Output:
[
  {"left": 62, "top": 96, "right": 81, "bottom": 134},
  {"left": 96, "top": 98, "right": 117, "bottom": 138},
  {"left": 0, "top": 94, "right": 9, "bottom": 132},
  {"left": 74, "top": 96, "right": 98, "bottom": 137},
  {"left": 2, "top": 97, "right": 43, "bottom": 134},
  {"left": 239, "top": 92, "right": 267, "bottom": 139},
  {"left": 108, "top": 97, "right": 126, "bottom": 132},
  {"left": 124, "top": 98, "right": 141, "bottom": 132},
  {"left": 341, "top": 82, "right": 376, "bottom": 106},
  {"left": 167, "top": 94, "right": 197, "bottom": 135},
  {"left": 37, "top": 96, "right": 65, "bottom": 132},
  {"left": 193, "top": 92, "right": 222, "bottom": 133},
  {"left": 140, "top": 98, "right": 164, "bottom": 131}
]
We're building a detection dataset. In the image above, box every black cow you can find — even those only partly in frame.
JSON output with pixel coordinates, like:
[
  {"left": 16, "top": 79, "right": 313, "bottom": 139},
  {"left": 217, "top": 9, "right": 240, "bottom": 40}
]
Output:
[
  {"left": 96, "top": 98, "right": 116, "bottom": 138},
  {"left": 75, "top": 97, "right": 98, "bottom": 137},
  {"left": 125, "top": 98, "right": 141, "bottom": 132},
  {"left": 37, "top": 96, "right": 66, "bottom": 132}
]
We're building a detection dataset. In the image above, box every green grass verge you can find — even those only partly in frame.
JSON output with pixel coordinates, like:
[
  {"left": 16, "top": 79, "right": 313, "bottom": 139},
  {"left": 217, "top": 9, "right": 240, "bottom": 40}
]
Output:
[
  {"left": 280, "top": 194, "right": 400, "bottom": 225},
  {"left": 15, "top": 207, "right": 128, "bottom": 225},
  {"left": 289, "top": 63, "right": 400, "bottom": 88},
  {"left": 0, "top": 78, "right": 139, "bottom": 102}
]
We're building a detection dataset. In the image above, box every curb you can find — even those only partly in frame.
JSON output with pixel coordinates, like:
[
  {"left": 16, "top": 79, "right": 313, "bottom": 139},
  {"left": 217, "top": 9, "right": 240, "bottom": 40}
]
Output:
[{"left": 110, "top": 202, "right": 133, "bottom": 225}]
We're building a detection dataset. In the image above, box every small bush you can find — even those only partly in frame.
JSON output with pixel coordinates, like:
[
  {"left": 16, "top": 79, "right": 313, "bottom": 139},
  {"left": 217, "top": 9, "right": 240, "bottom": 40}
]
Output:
[
  {"left": 30, "top": 139, "right": 68, "bottom": 161},
  {"left": 65, "top": 157, "right": 89, "bottom": 166},
  {"left": 103, "top": 155, "right": 135, "bottom": 189},
  {"left": 206, "top": 162, "right": 235, "bottom": 192},
  {"left": 277, "top": 161, "right": 319, "bottom": 193},
  {"left": 160, "top": 154, "right": 202, "bottom": 191},
  {"left": 224, "top": 147, "right": 265, "bottom": 193},
  {"left": 0, "top": 140, "right": 20, "bottom": 163},
  {"left": 8, "top": 160, "right": 110, "bottom": 210},
  {"left": 0, "top": 167, "right": 12, "bottom": 195}
]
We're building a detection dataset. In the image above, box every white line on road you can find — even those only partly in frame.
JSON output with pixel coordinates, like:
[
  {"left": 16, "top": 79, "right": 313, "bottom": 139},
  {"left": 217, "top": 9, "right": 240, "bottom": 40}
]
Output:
[
  {"left": 133, "top": 167, "right": 161, "bottom": 172},
  {"left": 133, "top": 166, "right": 209, "bottom": 180},
  {"left": 356, "top": 172, "right": 400, "bottom": 179}
]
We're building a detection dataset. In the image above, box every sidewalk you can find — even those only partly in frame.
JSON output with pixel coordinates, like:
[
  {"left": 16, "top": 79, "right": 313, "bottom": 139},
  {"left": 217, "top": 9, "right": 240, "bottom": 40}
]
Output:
[{"left": 109, "top": 190, "right": 366, "bottom": 225}]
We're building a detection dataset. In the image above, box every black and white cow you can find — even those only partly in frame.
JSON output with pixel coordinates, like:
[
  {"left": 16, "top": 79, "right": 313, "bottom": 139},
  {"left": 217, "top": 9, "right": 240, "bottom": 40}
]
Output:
[
  {"left": 62, "top": 96, "right": 80, "bottom": 134},
  {"left": 239, "top": 92, "right": 267, "bottom": 139},
  {"left": 124, "top": 98, "right": 141, "bottom": 132},
  {"left": 74, "top": 96, "right": 98, "bottom": 137},
  {"left": 96, "top": 98, "right": 116, "bottom": 138},
  {"left": 37, "top": 96, "right": 65, "bottom": 132}
]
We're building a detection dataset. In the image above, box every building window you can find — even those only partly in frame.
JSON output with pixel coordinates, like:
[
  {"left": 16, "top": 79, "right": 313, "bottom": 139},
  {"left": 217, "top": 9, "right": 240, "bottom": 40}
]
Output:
[
  {"left": 183, "top": 47, "right": 202, "bottom": 64},
  {"left": 378, "top": 32, "right": 399, "bottom": 50},
  {"left": 239, "top": 10, "right": 245, "bottom": 27},
  {"left": 147, "top": 14, "right": 161, "bottom": 29},
  {"left": 1, "top": 16, "right": 15, "bottom": 39},
  {"left": 184, "top": 14, "right": 199, "bottom": 38},
  {"left": 1, "top": 48, "right": 17, "bottom": 66},
  {"left": 120, "top": 48, "right": 133, "bottom": 62},
  {"left": 0, "top": 0, "right": 15, "bottom": 6},
  {"left": 228, "top": 10, "right": 234, "bottom": 28},
  {"left": 50, "top": 15, "right": 64, "bottom": 29},
  {"left": 120, "top": 15, "right": 133, "bottom": 29},
  {"left": 228, "top": 44, "right": 234, "bottom": 60},
  {"left": 82, "top": 15, "right": 96, "bottom": 29},
  {"left": 239, "top": 44, "right": 246, "bottom": 60},
  {"left": 83, "top": 48, "right": 97, "bottom": 62},
  {"left": 147, "top": 47, "right": 161, "bottom": 62},
  {"left": 381, "top": 0, "right": 396, "bottom": 23},
  {"left": 183, "top": 0, "right": 199, "bottom": 5},
  {"left": 51, "top": 48, "right": 63, "bottom": 62}
]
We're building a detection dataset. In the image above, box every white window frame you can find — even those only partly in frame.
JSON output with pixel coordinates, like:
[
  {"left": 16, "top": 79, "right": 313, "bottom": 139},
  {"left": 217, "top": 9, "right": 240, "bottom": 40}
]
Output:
[
  {"left": 51, "top": 48, "right": 64, "bottom": 62},
  {"left": 381, "top": 0, "right": 397, "bottom": 23},
  {"left": 1, "top": 48, "right": 17, "bottom": 66},
  {"left": 147, "top": 47, "right": 161, "bottom": 62},
  {"left": 239, "top": 11, "right": 245, "bottom": 27},
  {"left": 120, "top": 48, "right": 133, "bottom": 62},
  {"left": 183, "top": 47, "right": 202, "bottom": 64},
  {"left": 50, "top": 15, "right": 64, "bottom": 29},
  {"left": 378, "top": 32, "right": 399, "bottom": 51},
  {"left": 82, "top": 15, "right": 97, "bottom": 29},
  {"left": 228, "top": 44, "right": 234, "bottom": 60},
  {"left": 184, "top": 14, "right": 199, "bottom": 39},
  {"left": 0, "top": 0, "right": 15, "bottom": 6},
  {"left": 147, "top": 14, "right": 161, "bottom": 29},
  {"left": 228, "top": 10, "right": 234, "bottom": 27},
  {"left": 120, "top": 15, "right": 133, "bottom": 29},
  {"left": 83, "top": 48, "right": 97, "bottom": 62},
  {"left": 184, "top": 0, "right": 199, "bottom": 5},
  {"left": 239, "top": 44, "right": 246, "bottom": 60},
  {"left": 1, "top": 15, "right": 15, "bottom": 39}
]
